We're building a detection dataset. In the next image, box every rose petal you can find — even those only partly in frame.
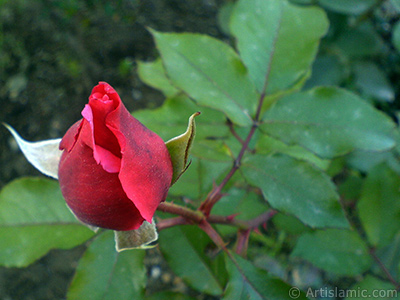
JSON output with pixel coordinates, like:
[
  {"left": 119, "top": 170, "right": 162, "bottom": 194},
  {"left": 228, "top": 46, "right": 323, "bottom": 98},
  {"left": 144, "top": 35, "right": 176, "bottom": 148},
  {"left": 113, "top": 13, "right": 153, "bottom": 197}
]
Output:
[
  {"left": 81, "top": 104, "right": 121, "bottom": 173},
  {"left": 58, "top": 136, "right": 145, "bottom": 231},
  {"left": 106, "top": 101, "right": 173, "bottom": 222},
  {"left": 59, "top": 120, "right": 83, "bottom": 152}
]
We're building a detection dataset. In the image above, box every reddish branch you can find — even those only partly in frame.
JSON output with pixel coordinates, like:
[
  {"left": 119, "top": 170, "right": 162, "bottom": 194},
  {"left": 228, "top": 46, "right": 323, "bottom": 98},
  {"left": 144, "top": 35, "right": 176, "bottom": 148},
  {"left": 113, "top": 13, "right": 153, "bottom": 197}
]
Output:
[
  {"left": 235, "top": 229, "right": 251, "bottom": 256},
  {"left": 339, "top": 197, "right": 400, "bottom": 289},
  {"left": 157, "top": 201, "right": 277, "bottom": 232},
  {"left": 156, "top": 63, "right": 272, "bottom": 250},
  {"left": 227, "top": 119, "right": 245, "bottom": 145},
  {"left": 199, "top": 92, "right": 267, "bottom": 216},
  {"left": 369, "top": 248, "right": 400, "bottom": 290}
]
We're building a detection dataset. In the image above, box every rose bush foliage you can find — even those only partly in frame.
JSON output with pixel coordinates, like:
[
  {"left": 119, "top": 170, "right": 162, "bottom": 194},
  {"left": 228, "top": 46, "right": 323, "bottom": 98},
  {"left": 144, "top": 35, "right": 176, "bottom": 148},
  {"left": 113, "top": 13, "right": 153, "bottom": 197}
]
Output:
[{"left": 2, "top": 0, "right": 400, "bottom": 299}]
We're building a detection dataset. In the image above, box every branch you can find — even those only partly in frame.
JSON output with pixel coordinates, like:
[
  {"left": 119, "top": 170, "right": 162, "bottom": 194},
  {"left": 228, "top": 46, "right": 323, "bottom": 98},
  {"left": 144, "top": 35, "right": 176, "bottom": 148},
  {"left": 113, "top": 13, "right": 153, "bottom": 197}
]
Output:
[
  {"left": 156, "top": 216, "right": 187, "bottom": 231},
  {"left": 247, "top": 209, "right": 277, "bottom": 229},
  {"left": 235, "top": 229, "right": 251, "bottom": 257},
  {"left": 157, "top": 201, "right": 277, "bottom": 231},
  {"left": 227, "top": 119, "right": 245, "bottom": 145},
  {"left": 198, "top": 220, "right": 228, "bottom": 252},
  {"left": 339, "top": 197, "right": 400, "bottom": 289},
  {"left": 157, "top": 202, "right": 204, "bottom": 223},
  {"left": 199, "top": 92, "right": 266, "bottom": 216},
  {"left": 369, "top": 247, "right": 400, "bottom": 290}
]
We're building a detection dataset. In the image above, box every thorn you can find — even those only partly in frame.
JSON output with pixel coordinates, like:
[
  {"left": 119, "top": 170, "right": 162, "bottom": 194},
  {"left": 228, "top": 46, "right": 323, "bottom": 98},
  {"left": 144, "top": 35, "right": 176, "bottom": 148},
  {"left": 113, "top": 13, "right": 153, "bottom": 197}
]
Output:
[{"left": 227, "top": 213, "right": 240, "bottom": 222}]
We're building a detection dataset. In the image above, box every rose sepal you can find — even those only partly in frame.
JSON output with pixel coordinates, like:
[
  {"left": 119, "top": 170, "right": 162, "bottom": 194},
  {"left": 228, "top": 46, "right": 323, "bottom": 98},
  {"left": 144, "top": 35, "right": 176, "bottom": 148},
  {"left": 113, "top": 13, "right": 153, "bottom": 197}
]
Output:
[
  {"left": 4, "top": 123, "right": 62, "bottom": 179},
  {"left": 165, "top": 112, "right": 200, "bottom": 185},
  {"left": 114, "top": 220, "right": 158, "bottom": 251}
]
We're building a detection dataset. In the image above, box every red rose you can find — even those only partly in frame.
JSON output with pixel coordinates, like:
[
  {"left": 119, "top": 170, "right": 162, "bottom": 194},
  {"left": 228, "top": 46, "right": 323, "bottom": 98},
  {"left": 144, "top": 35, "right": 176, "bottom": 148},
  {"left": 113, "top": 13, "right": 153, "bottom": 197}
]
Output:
[{"left": 58, "top": 82, "right": 173, "bottom": 231}]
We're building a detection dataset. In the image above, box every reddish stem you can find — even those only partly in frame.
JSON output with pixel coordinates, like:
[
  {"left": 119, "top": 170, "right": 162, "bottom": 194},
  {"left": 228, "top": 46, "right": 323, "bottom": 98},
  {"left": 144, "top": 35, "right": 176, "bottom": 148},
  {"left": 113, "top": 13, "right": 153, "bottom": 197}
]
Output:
[
  {"left": 198, "top": 220, "right": 228, "bottom": 252},
  {"left": 227, "top": 119, "right": 245, "bottom": 145},
  {"left": 235, "top": 229, "right": 251, "bottom": 257},
  {"left": 157, "top": 201, "right": 277, "bottom": 232},
  {"left": 156, "top": 216, "right": 187, "bottom": 231},
  {"left": 339, "top": 197, "right": 400, "bottom": 290},
  {"left": 369, "top": 247, "right": 400, "bottom": 290},
  {"left": 199, "top": 105, "right": 264, "bottom": 216},
  {"left": 157, "top": 202, "right": 204, "bottom": 223},
  {"left": 247, "top": 209, "right": 277, "bottom": 229}
]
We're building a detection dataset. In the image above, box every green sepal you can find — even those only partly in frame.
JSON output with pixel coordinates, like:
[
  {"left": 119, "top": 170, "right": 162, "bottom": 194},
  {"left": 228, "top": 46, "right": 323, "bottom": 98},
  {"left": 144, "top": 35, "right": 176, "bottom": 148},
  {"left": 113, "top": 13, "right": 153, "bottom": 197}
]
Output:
[
  {"left": 166, "top": 112, "right": 200, "bottom": 185},
  {"left": 114, "top": 219, "right": 158, "bottom": 251}
]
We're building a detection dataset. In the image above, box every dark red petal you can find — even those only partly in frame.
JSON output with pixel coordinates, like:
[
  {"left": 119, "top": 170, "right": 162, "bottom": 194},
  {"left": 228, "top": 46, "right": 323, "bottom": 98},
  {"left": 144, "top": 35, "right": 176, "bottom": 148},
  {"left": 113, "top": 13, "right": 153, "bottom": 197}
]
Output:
[
  {"left": 58, "top": 137, "right": 144, "bottom": 231},
  {"left": 106, "top": 101, "right": 173, "bottom": 223},
  {"left": 59, "top": 120, "right": 83, "bottom": 152}
]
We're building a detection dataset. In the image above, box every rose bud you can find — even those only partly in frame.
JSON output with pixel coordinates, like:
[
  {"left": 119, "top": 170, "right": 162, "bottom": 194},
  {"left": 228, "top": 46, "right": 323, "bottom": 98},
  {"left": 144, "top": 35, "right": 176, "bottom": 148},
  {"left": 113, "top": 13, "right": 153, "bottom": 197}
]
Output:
[{"left": 58, "top": 82, "right": 173, "bottom": 231}]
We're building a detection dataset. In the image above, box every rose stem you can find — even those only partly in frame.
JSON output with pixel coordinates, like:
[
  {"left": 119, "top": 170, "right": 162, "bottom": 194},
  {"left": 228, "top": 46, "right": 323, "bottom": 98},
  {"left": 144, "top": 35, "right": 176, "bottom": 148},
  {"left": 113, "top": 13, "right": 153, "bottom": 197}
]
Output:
[
  {"left": 339, "top": 197, "right": 400, "bottom": 289},
  {"left": 157, "top": 201, "right": 277, "bottom": 232},
  {"left": 199, "top": 91, "right": 266, "bottom": 216},
  {"left": 198, "top": 16, "right": 281, "bottom": 216}
]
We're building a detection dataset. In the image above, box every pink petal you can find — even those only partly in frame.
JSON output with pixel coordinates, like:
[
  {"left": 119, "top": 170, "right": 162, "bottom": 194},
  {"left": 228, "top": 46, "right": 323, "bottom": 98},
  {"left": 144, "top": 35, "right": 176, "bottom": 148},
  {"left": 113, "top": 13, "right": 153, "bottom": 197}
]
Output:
[{"left": 81, "top": 104, "right": 121, "bottom": 173}]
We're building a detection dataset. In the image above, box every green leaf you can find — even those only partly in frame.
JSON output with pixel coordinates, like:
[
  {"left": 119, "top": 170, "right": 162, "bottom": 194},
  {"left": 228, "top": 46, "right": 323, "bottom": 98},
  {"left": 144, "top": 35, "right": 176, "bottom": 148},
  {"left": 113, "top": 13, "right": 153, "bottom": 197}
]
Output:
[
  {"left": 393, "top": 20, "right": 400, "bottom": 53},
  {"left": 212, "top": 188, "right": 269, "bottom": 235},
  {"left": 290, "top": 0, "right": 314, "bottom": 4},
  {"left": 345, "top": 275, "right": 399, "bottom": 300},
  {"left": 319, "top": 0, "right": 376, "bottom": 15},
  {"left": 304, "top": 55, "right": 344, "bottom": 89},
  {"left": 135, "top": 96, "right": 233, "bottom": 199},
  {"left": 218, "top": 2, "right": 235, "bottom": 35},
  {"left": 134, "top": 95, "right": 229, "bottom": 145},
  {"left": 224, "top": 253, "right": 308, "bottom": 300},
  {"left": 358, "top": 163, "right": 400, "bottom": 248},
  {"left": 166, "top": 112, "right": 200, "bottom": 185},
  {"left": 242, "top": 154, "right": 348, "bottom": 228},
  {"left": 335, "top": 22, "right": 385, "bottom": 58},
  {"left": 375, "top": 233, "right": 400, "bottom": 281},
  {"left": 0, "top": 177, "right": 94, "bottom": 267},
  {"left": 392, "top": 0, "right": 400, "bottom": 11},
  {"left": 151, "top": 30, "right": 258, "bottom": 126},
  {"left": 261, "top": 87, "right": 396, "bottom": 158},
  {"left": 272, "top": 214, "right": 310, "bottom": 236},
  {"left": 158, "top": 225, "right": 226, "bottom": 296},
  {"left": 347, "top": 149, "right": 400, "bottom": 174},
  {"left": 67, "top": 231, "right": 146, "bottom": 300},
  {"left": 292, "top": 229, "right": 372, "bottom": 276},
  {"left": 137, "top": 58, "right": 179, "bottom": 97},
  {"left": 354, "top": 61, "right": 394, "bottom": 102},
  {"left": 338, "top": 173, "right": 364, "bottom": 201},
  {"left": 230, "top": 0, "right": 328, "bottom": 94},
  {"left": 256, "top": 134, "right": 330, "bottom": 170},
  {"left": 148, "top": 291, "right": 197, "bottom": 300},
  {"left": 168, "top": 157, "right": 231, "bottom": 199}
]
